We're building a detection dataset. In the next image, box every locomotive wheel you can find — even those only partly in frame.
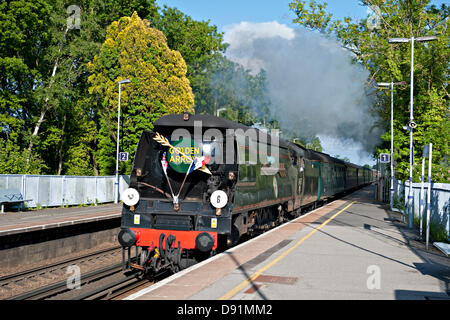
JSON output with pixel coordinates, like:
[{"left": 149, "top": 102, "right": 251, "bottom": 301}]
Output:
[{"left": 227, "top": 225, "right": 240, "bottom": 247}]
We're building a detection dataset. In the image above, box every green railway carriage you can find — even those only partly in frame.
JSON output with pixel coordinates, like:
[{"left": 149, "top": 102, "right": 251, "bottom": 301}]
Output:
[
  {"left": 346, "top": 165, "right": 358, "bottom": 189},
  {"left": 118, "top": 114, "right": 374, "bottom": 275},
  {"left": 358, "top": 166, "right": 364, "bottom": 185},
  {"left": 233, "top": 132, "right": 294, "bottom": 213}
]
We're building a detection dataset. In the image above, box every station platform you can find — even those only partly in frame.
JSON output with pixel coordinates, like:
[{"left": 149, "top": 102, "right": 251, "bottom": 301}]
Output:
[
  {"left": 0, "top": 203, "right": 122, "bottom": 237},
  {"left": 125, "top": 186, "right": 450, "bottom": 300}
]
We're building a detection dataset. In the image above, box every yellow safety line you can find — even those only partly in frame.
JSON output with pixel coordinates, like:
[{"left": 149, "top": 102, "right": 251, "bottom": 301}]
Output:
[{"left": 219, "top": 201, "right": 356, "bottom": 300}]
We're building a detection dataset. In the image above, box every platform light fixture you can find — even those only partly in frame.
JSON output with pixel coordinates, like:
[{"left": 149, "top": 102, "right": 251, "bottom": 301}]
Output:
[
  {"left": 388, "top": 35, "right": 437, "bottom": 228},
  {"left": 216, "top": 108, "right": 226, "bottom": 117},
  {"left": 115, "top": 79, "right": 131, "bottom": 204},
  {"left": 377, "top": 81, "right": 407, "bottom": 213}
]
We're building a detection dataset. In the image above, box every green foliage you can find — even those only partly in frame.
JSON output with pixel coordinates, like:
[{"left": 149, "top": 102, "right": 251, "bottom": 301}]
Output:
[
  {"left": 307, "top": 137, "right": 323, "bottom": 152},
  {"left": 88, "top": 12, "right": 194, "bottom": 174},
  {"left": 414, "top": 216, "right": 449, "bottom": 243},
  {"left": 289, "top": 0, "right": 449, "bottom": 182},
  {"left": 0, "top": 0, "right": 51, "bottom": 145},
  {"left": 0, "top": 0, "right": 162, "bottom": 175},
  {"left": 333, "top": 155, "right": 350, "bottom": 162},
  {"left": 0, "top": 138, "right": 46, "bottom": 174},
  {"left": 152, "top": 6, "right": 230, "bottom": 127},
  {"left": 194, "top": 54, "right": 274, "bottom": 129},
  {"left": 0, "top": 1, "right": 283, "bottom": 176},
  {"left": 153, "top": 6, "right": 226, "bottom": 94}
]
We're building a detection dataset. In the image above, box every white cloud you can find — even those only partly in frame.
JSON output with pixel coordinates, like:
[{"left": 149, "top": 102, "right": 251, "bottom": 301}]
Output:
[
  {"left": 223, "top": 21, "right": 295, "bottom": 72},
  {"left": 223, "top": 21, "right": 295, "bottom": 43}
]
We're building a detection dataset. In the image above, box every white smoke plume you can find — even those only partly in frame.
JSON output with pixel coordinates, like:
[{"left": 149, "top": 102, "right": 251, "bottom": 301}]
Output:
[{"left": 223, "top": 21, "right": 381, "bottom": 162}]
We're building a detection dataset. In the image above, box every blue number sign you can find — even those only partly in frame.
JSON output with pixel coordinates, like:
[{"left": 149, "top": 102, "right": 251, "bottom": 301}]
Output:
[
  {"left": 120, "top": 152, "right": 129, "bottom": 161},
  {"left": 380, "top": 153, "right": 390, "bottom": 163}
]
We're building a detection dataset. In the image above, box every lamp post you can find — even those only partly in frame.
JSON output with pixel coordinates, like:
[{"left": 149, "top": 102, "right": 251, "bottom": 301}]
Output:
[
  {"left": 115, "top": 79, "right": 131, "bottom": 204},
  {"left": 377, "top": 81, "right": 407, "bottom": 214},
  {"left": 216, "top": 108, "right": 226, "bottom": 117},
  {"left": 388, "top": 35, "right": 437, "bottom": 228}
]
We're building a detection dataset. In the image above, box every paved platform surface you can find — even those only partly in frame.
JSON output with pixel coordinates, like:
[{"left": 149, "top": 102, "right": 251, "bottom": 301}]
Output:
[
  {"left": 125, "top": 186, "right": 450, "bottom": 300},
  {"left": 0, "top": 203, "right": 122, "bottom": 236}
]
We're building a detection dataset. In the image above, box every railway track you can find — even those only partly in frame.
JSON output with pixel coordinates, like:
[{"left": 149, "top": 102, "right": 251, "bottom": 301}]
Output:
[
  {"left": 10, "top": 262, "right": 150, "bottom": 300},
  {"left": 1, "top": 245, "right": 123, "bottom": 300},
  {"left": 8, "top": 262, "right": 161, "bottom": 300},
  {"left": 1, "top": 243, "right": 168, "bottom": 300},
  {"left": 70, "top": 271, "right": 152, "bottom": 300}
]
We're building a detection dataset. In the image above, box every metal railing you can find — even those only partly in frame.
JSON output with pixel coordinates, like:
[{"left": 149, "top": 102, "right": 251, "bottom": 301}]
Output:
[
  {"left": 392, "top": 179, "right": 449, "bottom": 241},
  {"left": 0, "top": 174, "right": 130, "bottom": 208}
]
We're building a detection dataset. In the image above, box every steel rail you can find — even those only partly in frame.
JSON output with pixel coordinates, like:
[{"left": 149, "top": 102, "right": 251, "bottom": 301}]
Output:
[
  {"left": 0, "top": 245, "right": 121, "bottom": 284},
  {"left": 72, "top": 273, "right": 143, "bottom": 300},
  {"left": 7, "top": 262, "right": 124, "bottom": 300}
]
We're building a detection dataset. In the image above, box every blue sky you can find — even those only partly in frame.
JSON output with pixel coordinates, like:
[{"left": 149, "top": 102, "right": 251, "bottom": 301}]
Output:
[
  {"left": 155, "top": 0, "right": 370, "bottom": 33},
  {"left": 155, "top": 0, "right": 446, "bottom": 33}
]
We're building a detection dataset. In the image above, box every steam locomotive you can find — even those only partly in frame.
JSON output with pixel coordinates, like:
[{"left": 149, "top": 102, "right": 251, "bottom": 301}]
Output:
[{"left": 118, "top": 114, "right": 375, "bottom": 275}]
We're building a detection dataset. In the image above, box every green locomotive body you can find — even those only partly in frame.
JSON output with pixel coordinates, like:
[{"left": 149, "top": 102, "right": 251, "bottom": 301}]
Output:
[{"left": 118, "top": 114, "right": 374, "bottom": 274}]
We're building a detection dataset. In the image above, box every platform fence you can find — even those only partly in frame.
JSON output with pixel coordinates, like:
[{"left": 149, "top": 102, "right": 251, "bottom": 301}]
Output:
[
  {"left": 0, "top": 174, "right": 130, "bottom": 208},
  {"left": 392, "top": 179, "right": 449, "bottom": 241}
]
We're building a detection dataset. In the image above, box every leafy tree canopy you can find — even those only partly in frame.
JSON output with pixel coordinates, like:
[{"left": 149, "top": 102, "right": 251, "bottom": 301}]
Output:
[{"left": 88, "top": 12, "right": 194, "bottom": 174}]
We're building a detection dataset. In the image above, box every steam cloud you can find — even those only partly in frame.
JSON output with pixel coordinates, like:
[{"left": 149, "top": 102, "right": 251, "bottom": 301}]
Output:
[{"left": 223, "top": 21, "right": 381, "bottom": 162}]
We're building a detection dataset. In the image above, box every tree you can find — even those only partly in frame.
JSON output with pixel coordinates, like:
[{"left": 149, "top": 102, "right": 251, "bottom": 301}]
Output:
[
  {"left": 333, "top": 155, "right": 350, "bottom": 163},
  {"left": 0, "top": 138, "right": 46, "bottom": 174},
  {"left": 87, "top": 12, "right": 194, "bottom": 175},
  {"left": 153, "top": 6, "right": 226, "bottom": 110},
  {"left": 289, "top": 0, "right": 449, "bottom": 182},
  {"left": 34, "top": 0, "right": 160, "bottom": 175},
  {"left": 0, "top": 1, "right": 242, "bottom": 176},
  {"left": 0, "top": 0, "right": 52, "bottom": 173},
  {"left": 0, "top": 0, "right": 161, "bottom": 175},
  {"left": 193, "top": 54, "right": 274, "bottom": 127},
  {"left": 307, "top": 137, "right": 323, "bottom": 152}
]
